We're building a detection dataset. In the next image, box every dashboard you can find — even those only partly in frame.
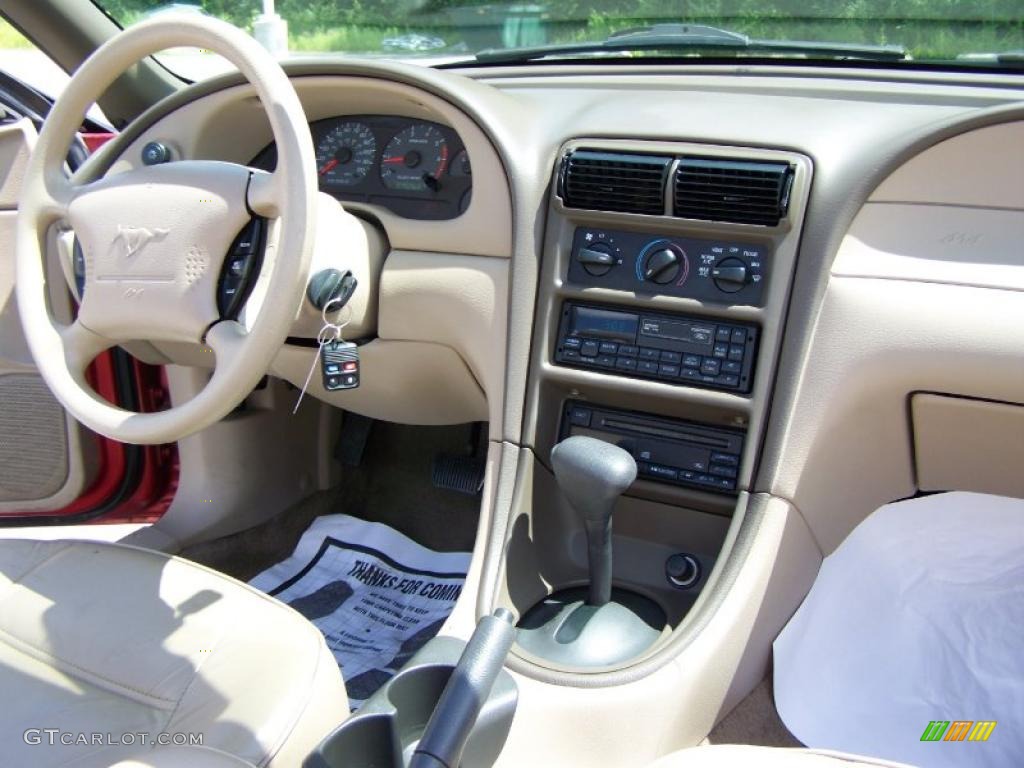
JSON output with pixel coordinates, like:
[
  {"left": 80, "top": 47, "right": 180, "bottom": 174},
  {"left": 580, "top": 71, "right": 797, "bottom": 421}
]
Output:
[
  {"left": 81, "top": 57, "right": 1024, "bottom": 766},
  {"left": 250, "top": 114, "right": 473, "bottom": 221}
]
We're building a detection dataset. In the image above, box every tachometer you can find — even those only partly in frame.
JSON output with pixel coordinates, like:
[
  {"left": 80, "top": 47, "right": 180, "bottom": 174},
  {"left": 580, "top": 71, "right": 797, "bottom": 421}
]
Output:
[
  {"left": 380, "top": 123, "right": 449, "bottom": 192},
  {"left": 316, "top": 121, "right": 376, "bottom": 187}
]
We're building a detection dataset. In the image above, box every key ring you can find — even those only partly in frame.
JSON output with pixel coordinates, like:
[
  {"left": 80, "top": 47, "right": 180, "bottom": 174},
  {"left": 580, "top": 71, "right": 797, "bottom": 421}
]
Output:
[{"left": 321, "top": 296, "right": 352, "bottom": 336}]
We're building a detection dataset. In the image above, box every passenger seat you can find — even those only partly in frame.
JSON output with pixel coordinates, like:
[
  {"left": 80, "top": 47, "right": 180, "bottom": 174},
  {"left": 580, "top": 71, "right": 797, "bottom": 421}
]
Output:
[{"left": 647, "top": 745, "right": 915, "bottom": 767}]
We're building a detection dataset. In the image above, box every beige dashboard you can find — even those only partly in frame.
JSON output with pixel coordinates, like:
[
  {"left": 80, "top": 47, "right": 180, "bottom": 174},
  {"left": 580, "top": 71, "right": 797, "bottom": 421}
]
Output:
[
  {"left": 68, "top": 58, "right": 1024, "bottom": 767},
  {"left": 86, "top": 62, "right": 1024, "bottom": 555}
]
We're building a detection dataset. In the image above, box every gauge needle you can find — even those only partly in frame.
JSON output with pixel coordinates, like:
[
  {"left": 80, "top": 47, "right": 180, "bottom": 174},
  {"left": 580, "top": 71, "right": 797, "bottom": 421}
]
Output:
[
  {"left": 318, "top": 159, "right": 339, "bottom": 176},
  {"left": 382, "top": 157, "right": 405, "bottom": 165}
]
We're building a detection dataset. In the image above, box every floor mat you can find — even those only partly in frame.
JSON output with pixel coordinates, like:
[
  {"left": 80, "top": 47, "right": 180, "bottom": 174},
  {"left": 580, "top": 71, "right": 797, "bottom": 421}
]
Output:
[{"left": 249, "top": 514, "right": 470, "bottom": 710}]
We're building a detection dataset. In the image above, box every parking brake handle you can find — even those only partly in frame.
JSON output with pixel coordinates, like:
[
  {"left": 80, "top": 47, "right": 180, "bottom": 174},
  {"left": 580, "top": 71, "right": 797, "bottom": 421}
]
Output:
[{"left": 409, "top": 608, "right": 517, "bottom": 768}]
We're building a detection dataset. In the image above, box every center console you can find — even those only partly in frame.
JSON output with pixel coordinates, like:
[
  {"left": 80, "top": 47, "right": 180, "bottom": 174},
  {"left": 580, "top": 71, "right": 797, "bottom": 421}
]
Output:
[{"left": 494, "top": 138, "right": 812, "bottom": 672}]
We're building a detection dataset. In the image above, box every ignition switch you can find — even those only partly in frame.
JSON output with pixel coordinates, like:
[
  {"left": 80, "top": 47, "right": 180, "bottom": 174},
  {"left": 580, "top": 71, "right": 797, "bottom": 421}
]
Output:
[{"left": 307, "top": 268, "right": 358, "bottom": 311}]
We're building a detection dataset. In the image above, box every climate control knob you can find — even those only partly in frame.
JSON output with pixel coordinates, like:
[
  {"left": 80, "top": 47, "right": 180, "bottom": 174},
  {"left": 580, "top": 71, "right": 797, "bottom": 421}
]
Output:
[
  {"left": 711, "top": 257, "right": 749, "bottom": 293},
  {"left": 577, "top": 242, "right": 615, "bottom": 277},
  {"left": 641, "top": 243, "right": 687, "bottom": 285}
]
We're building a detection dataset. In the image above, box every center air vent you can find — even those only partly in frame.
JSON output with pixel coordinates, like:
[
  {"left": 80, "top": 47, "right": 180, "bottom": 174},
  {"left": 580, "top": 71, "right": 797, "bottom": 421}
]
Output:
[
  {"left": 674, "top": 157, "right": 793, "bottom": 226},
  {"left": 559, "top": 150, "right": 671, "bottom": 215}
]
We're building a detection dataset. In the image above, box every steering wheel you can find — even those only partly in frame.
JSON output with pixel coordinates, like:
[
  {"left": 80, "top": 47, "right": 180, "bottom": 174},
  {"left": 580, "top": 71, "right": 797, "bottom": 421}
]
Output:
[{"left": 15, "top": 16, "right": 316, "bottom": 445}]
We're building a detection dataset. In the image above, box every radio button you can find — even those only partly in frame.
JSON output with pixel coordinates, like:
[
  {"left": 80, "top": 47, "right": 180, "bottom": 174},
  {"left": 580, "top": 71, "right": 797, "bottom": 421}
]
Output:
[
  {"left": 581, "top": 340, "right": 600, "bottom": 357},
  {"left": 639, "top": 348, "right": 661, "bottom": 360},
  {"left": 722, "top": 360, "right": 742, "bottom": 374},
  {"left": 615, "top": 357, "right": 637, "bottom": 371},
  {"left": 683, "top": 354, "right": 701, "bottom": 369},
  {"left": 638, "top": 360, "right": 659, "bottom": 375},
  {"left": 717, "top": 374, "right": 740, "bottom": 388},
  {"left": 568, "top": 407, "right": 592, "bottom": 427},
  {"left": 713, "top": 343, "right": 729, "bottom": 358},
  {"left": 728, "top": 345, "right": 745, "bottom": 361},
  {"left": 730, "top": 328, "right": 747, "bottom": 344},
  {"left": 560, "top": 349, "right": 581, "bottom": 362},
  {"left": 701, "top": 358, "right": 721, "bottom": 376},
  {"left": 596, "top": 354, "right": 616, "bottom": 368},
  {"left": 711, "top": 463, "right": 738, "bottom": 479},
  {"left": 715, "top": 327, "right": 731, "bottom": 343},
  {"left": 647, "top": 464, "right": 679, "bottom": 480},
  {"left": 660, "top": 351, "right": 682, "bottom": 364},
  {"left": 679, "top": 368, "right": 702, "bottom": 383},
  {"left": 580, "top": 356, "right": 598, "bottom": 366},
  {"left": 563, "top": 336, "right": 583, "bottom": 349},
  {"left": 711, "top": 452, "right": 739, "bottom": 467},
  {"left": 659, "top": 364, "right": 680, "bottom": 378},
  {"left": 618, "top": 345, "right": 639, "bottom": 357},
  {"left": 599, "top": 341, "right": 619, "bottom": 355}
]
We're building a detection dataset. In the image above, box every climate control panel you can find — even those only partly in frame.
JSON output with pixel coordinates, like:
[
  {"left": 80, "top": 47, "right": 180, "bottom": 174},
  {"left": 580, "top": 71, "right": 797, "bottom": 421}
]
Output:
[{"left": 567, "top": 227, "right": 767, "bottom": 305}]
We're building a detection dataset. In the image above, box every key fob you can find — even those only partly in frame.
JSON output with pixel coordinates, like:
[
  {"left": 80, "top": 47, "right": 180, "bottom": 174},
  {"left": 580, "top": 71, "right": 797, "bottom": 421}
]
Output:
[{"left": 321, "top": 340, "right": 359, "bottom": 390}]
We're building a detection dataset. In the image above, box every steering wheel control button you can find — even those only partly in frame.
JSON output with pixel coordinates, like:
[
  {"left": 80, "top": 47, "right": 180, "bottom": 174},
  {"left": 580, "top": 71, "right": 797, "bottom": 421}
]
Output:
[
  {"left": 218, "top": 217, "right": 266, "bottom": 318},
  {"left": 71, "top": 238, "right": 87, "bottom": 299},
  {"left": 568, "top": 228, "right": 766, "bottom": 305},
  {"left": 666, "top": 554, "right": 701, "bottom": 589},
  {"left": 141, "top": 141, "right": 172, "bottom": 166}
]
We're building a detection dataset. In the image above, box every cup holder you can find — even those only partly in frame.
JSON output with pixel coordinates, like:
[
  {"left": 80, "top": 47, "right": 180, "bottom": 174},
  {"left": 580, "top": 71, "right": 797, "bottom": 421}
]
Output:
[
  {"left": 305, "top": 637, "right": 517, "bottom": 768},
  {"left": 387, "top": 665, "right": 454, "bottom": 759}
]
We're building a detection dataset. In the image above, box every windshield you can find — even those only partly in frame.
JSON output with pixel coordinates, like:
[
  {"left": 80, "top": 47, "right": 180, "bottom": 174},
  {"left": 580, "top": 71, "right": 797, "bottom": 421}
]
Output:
[{"left": 81, "top": 2, "right": 1024, "bottom": 78}]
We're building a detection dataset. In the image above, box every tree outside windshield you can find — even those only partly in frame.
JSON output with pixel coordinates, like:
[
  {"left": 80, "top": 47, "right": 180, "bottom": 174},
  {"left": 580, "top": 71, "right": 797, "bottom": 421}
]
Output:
[{"left": 87, "top": 1, "right": 1023, "bottom": 61}]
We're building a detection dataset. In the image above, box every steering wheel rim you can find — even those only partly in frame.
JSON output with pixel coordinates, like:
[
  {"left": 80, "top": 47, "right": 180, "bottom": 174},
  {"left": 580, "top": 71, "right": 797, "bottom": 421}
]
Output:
[{"left": 15, "top": 15, "right": 316, "bottom": 445}]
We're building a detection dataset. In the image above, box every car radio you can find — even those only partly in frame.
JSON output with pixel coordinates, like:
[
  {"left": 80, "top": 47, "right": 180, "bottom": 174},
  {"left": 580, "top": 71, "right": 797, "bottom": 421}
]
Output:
[
  {"left": 555, "top": 302, "right": 758, "bottom": 393},
  {"left": 560, "top": 402, "right": 744, "bottom": 494}
]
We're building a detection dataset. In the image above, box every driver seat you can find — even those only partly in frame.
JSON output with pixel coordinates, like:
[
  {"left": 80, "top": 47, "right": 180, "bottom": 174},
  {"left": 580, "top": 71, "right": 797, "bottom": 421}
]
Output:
[{"left": 0, "top": 538, "right": 347, "bottom": 767}]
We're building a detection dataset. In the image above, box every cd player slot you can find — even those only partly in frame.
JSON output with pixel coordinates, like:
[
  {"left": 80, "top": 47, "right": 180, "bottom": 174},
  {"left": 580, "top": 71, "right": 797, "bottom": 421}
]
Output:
[
  {"left": 562, "top": 402, "right": 745, "bottom": 495},
  {"left": 599, "top": 418, "right": 731, "bottom": 450}
]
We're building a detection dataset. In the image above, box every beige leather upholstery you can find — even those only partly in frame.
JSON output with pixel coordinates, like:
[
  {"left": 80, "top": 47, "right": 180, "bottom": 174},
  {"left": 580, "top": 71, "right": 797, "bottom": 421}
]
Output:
[
  {"left": 648, "top": 745, "right": 915, "bottom": 767},
  {"left": 0, "top": 539, "right": 347, "bottom": 767},
  {"left": 93, "top": 745, "right": 257, "bottom": 768}
]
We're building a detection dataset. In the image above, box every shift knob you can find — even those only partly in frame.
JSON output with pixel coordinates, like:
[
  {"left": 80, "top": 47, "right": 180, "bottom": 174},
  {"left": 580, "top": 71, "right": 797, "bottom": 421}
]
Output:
[{"left": 551, "top": 436, "right": 637, "bottom": 605}]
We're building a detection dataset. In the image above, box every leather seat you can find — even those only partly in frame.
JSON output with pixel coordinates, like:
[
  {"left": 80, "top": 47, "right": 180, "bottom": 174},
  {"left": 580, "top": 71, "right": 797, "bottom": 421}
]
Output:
[
  {"left": 0, "top": 539, "right": 347, "bottom": 767},
  {"left": 648, "top": 745, "right": 915, "bottom": 767}
]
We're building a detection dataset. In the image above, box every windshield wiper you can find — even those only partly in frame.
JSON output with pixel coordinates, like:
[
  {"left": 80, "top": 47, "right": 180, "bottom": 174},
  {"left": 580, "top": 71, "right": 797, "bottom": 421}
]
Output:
[
  {"left": 469, "top": 23, "right": 907, "bottom": 65},
  {"left": 957, "top": 50, "right": 1024, "bottom": 66}
]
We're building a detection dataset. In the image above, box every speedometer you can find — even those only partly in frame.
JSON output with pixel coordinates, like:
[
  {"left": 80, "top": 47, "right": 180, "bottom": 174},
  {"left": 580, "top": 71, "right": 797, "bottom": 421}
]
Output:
[
  {"left": 380, "top": 124, "right": 449, "bottom": 192},
  {"left": 316, "top": 121, "right": 376, "bottom": 188}
]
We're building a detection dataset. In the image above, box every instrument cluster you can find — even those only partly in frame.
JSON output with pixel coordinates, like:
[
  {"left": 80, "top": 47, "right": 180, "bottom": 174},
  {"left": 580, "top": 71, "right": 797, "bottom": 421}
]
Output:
[{"left": 250, "top": 115, "right": 472, "bottom": 221}]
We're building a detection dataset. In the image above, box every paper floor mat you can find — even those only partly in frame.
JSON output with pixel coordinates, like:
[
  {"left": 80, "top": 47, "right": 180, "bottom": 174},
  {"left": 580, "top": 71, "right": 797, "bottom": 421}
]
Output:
[{"left": 249, "top": 514, "right": 470, "bottom": 710}]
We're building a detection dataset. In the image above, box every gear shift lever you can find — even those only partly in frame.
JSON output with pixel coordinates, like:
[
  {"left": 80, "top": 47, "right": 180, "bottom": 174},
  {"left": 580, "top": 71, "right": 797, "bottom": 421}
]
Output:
[
  {"left": 516, "top": 435, "right": 664, "bottom": 668},
  {"left": 551, "top": 436, "right": 637, "bottom": 606}
]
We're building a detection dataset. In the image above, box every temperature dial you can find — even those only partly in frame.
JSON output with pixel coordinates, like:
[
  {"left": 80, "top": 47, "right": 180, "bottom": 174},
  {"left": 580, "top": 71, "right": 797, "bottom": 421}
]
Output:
[{"left": 638, "top": 241, "right": 688, "bottom": 285}]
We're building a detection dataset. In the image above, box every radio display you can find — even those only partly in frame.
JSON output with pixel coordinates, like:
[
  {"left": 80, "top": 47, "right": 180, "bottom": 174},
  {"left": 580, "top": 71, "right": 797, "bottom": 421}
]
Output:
[
  {"left": 571, "top": 306, "right": 639, "bottom": 343},
  {"left": 640, "top": 318, "right": 714, "bottom": 347}
]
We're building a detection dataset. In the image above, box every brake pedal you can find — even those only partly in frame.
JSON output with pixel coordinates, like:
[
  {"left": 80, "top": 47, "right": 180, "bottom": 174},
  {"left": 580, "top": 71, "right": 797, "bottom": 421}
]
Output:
[
  {"left": 432, "top": 454, "right": 485, "bottom": 495},
  {"left": 335, "top": 412, "right": 374, "bottom": 467}
]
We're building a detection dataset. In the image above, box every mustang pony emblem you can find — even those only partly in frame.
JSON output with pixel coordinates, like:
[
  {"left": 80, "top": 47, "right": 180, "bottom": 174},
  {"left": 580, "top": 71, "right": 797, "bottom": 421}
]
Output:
[{"left": 112, "top": 225, "right": 169, "bottom": 258}]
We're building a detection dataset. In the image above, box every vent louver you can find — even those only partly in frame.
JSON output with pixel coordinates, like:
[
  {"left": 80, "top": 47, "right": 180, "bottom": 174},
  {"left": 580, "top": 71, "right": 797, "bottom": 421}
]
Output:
[
  {"left": 560, "top": 150, "right": 671, "bottom": 215},
  {"left": 674, "top": 157, "right": 793, "bottom": 226}
]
